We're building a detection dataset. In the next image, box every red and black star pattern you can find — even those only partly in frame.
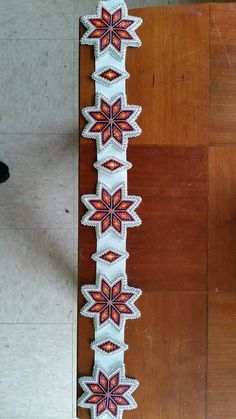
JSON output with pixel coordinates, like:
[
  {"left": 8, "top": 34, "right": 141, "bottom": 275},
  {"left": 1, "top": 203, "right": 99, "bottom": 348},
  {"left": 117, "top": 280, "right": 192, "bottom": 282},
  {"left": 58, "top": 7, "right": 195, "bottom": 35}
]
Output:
[
  {"left": 81, "top": 4, "right": 142, "bottom": 58},
  {"left": 81, "top": 275, "right": 141, "bottom": 331},
  {"left": 81, "top": 183, "right": 141, "bottom": 238},
  {"left": 79, "top": 366, "right": 138, "bottom": 418},
  {"left": 82, "top": 94, "right": 141, "bottom": 150}
]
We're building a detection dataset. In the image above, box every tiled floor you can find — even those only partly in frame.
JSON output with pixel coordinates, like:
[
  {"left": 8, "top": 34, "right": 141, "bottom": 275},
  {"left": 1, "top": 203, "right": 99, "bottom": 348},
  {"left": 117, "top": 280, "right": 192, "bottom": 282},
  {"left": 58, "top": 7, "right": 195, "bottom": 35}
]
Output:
[{"left": 0, "top": 0, "right": 219, "bottom": 418}]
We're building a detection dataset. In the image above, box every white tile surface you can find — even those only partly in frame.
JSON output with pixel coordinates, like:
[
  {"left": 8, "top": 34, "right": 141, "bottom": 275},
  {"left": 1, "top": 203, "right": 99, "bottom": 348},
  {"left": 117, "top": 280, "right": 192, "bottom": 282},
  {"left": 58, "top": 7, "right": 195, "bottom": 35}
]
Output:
[
  {"left": 76, "top": 0, "right": 96, "bottom": 17},
  {"left": 73, "top": 40, "right": 79, "bottom": 135},
  {"left": 72, "top": 322, "right": 78, "bottom": 418},
  {"left": 0, "top": 0, "right": 75, "bottom": 40},
  {"left": 0, "top": 40, "right": 74, "bottom": 134},
  {"left": 0, "top": 134, "right": 74, "bottom": 228},
  {"left": 0, "top": 229, "right": 75, "bottom": 323},
  {"left": 0, "top": 324, "right": 73, "bottom": 418}
]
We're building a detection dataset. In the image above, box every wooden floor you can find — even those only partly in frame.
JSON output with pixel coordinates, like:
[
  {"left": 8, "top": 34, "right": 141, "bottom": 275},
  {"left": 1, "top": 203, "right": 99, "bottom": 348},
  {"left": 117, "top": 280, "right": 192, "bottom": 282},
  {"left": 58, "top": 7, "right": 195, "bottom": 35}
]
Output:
[{"left": 78, "top": 3, "right": 236, "bottom": 418}]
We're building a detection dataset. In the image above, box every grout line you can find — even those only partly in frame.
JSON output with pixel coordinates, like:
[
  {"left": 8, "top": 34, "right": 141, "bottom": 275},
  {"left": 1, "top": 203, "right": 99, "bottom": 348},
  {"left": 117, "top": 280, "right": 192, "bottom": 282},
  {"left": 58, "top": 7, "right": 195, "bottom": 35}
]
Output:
[
  {"left": 0, "top": 322, "right": 77, "bottom": 325},
  {"left": 0, "top": 132, "right": 74, "bottom": 135},
  {"left": 0, "top": 38, "right": 76, "bottom": 41},
  {"left": 0, "top": 227, "right": 75, "bottom": 230}
]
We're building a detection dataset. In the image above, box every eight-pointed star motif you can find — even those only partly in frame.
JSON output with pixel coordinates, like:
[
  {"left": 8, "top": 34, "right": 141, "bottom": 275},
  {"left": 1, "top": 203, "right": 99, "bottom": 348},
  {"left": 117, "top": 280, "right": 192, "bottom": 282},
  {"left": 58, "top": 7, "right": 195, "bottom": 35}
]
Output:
[
  {"left": 82, "top": 94, "right": 141, "bottom": 151},
  {"left": 78, "top": 365, "right": 139, "bottom": 418},
  {"left": 81, "top": 182, "right": 141, "bottom": 238},
  {"left": 80, "top": 4, "right": 142, "bottom": 59},
  {"left": 81, "top": 274, "right": 141, "bottom": 331}
]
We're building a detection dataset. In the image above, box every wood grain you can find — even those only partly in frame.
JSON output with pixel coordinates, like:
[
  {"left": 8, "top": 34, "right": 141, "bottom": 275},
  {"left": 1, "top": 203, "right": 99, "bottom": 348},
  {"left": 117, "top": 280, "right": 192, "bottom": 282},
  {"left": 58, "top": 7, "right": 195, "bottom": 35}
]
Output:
[
  {"left": 125, "top": 293, "right": 207, "bottom": 419},
  {"left": 208, "top": 293, "right": 236, "bottom": 419},
  {"left": 208, "top": 146, "right": 236, "bottom": 291},
  {"left": 127, "top": 144, "right": 208, "bottom": 291},
  {"left": 210, "top": 3, "right": 236, "bottom": 144},
  {"left": 126, "top": 4, "right": 209, "bottom": 145}
]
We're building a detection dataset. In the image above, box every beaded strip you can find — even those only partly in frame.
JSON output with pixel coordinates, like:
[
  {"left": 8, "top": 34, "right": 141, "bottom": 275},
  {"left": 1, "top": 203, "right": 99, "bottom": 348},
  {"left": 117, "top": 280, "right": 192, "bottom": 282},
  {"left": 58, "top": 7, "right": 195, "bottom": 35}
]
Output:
[{"left": 78, "top": 1, "right": 142, "bottom": 417}]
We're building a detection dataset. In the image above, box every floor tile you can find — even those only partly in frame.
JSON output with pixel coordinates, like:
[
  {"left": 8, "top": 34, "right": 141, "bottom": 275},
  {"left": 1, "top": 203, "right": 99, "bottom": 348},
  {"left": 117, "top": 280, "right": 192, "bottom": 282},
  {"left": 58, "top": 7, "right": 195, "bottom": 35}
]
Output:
[
  {"left": 0, "top": 40, "right": 74, "bottom": 134},
  {"left": 0, "top": 324, "right": 73, "bottom": 418},
  {"left": 76, "top": 0, "right": 98, "bottom": 18},
  {"left": 0, "top": 134, "right": 74, "bottom": 228},
  {"left": 0, "top": 0, "right": 74, "bottom": 40},
  {"left": 72, "top": 323, "right": 78, "bottom": 419},
  {"left": 73, "top": 40, "right": 79, "bottom": 135},
  {"left": 0, "top": 229, "right": 75, "bottom": 323}
]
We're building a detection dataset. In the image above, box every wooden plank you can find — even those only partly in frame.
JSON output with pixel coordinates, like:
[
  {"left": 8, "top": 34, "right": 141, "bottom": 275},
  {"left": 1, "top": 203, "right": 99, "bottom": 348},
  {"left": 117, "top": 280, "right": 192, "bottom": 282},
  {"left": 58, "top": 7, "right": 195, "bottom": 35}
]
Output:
[
  {"left": 124, "top": 293, "right": 207, "bottom": 418},
  {"left": 208, "top": 293, "right": 236, "bottom": 418},
  {"left": 208, "top": 146, "right": 236, "bottom": 291},
  {"left": 126, "top": 4, "right": 209, "bottom": 145},
  {"left": 127, "top": 144, "right": 208, "bottom": 291},
  {"left": 210, "top": 3, "right": 236, "bottom": 144}
]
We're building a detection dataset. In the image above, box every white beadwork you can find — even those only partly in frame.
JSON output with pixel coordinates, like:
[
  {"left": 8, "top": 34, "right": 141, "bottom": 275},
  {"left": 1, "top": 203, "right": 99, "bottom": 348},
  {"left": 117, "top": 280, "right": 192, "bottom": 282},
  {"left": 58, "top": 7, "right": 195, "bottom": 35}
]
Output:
[{"left": 79, "top": 1, "right": 142, "bottom": 417}]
